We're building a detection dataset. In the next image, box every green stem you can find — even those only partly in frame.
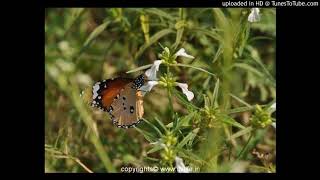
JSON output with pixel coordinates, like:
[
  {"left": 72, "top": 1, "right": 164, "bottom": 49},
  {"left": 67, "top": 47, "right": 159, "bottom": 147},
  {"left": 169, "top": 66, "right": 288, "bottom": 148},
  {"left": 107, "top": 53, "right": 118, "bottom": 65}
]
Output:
[
  {"left": 236, "top": 133, "right": 253, "bottom": 161},
  {"left": 166, "top": 66, "right": 174, "bottom": 120}
]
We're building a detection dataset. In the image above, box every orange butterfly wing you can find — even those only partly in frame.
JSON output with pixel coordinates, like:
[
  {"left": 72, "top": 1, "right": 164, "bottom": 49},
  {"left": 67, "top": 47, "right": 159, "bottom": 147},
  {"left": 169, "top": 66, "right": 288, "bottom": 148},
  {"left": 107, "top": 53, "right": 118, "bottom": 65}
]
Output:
[
  {"left": 92, "top": 78, "right": 132, "bottom": 111},
  {"left": 91, "top": 75, "right": 146, "bottom": 128}
]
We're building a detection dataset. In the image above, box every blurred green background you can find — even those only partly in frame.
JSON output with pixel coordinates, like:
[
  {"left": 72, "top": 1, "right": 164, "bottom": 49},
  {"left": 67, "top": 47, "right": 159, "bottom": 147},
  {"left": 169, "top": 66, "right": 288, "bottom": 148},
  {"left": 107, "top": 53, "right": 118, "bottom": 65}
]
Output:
[{"left": 45, "top": 8, "right": 276, "bottom": 173}]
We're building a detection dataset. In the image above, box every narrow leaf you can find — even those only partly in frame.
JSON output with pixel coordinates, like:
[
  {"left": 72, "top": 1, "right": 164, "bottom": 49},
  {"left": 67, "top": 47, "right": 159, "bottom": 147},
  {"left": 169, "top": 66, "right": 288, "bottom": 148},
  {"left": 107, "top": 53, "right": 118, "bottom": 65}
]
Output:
[
  {"left": 126, "top": 64, "right": 152, "bottom": 74},
  {"left": 221, "top": 116, "right": 246, "bottom": 130},
  {"left": 177, "top": 128, "right": 200, "bottom": 149},
  {"left": 147, "top": 144, "right": 164, "bottom": 154},
  {"left": 172, "top": 63, "right": 217, "bottom": 78},
  {"left": 144, "top": 8, "right": 176, "bottom": 21},
  {"left": 135, "top": 28, "right": 174, "bottom": 60},
  {"left": 229, "top": 127, "right": 253, "bottom": 141},
  {"left": 229, "top": 93, "right": 252, "bottom": 108},
  {"left": 142, "top": 118, "right": 163, "bottom": 136},
  {"left": 233, "top": 63, "right": 264, "bottom": 77}
]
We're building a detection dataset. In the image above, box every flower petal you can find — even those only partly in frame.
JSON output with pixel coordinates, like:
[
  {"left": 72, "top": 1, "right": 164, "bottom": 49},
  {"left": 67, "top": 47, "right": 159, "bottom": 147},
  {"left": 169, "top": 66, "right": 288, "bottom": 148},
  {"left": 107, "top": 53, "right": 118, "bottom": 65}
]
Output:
[
  {"left": 176, "top": 82, "right": 194, "bottom": 101},
  {"left": 175, "top": 156, "right": 190, "bottom": 173},
  {"left": 248, "top": 8, "right": 260, "bottom": 22},
  {"left": 145, "top": 60, "right": 162, "bottom": 80},
  {"left": 272, "top": 122, "right": 276, "bottom": 129},
  {"left": 175, "top": 48, "right": 194, "bottom": 59},
  {"left": 139, "top": 81, "right": 159, "bottom": 96}
]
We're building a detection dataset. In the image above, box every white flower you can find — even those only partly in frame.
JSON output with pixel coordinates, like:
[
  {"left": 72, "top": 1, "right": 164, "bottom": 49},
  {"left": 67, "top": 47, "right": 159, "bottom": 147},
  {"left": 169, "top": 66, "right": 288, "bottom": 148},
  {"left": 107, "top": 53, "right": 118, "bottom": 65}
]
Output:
[
  {"left": 176, "top": 83, "right": 194, "bottom": 101},
  {"left": 145, "top": 60, "right": 163, "bottom": 80},
  {"left": 139, "top": 81, "right": 159, "bottom": 96},
  {"left": 175, "top": 156, "right": 190, "bottom": 173},
  {"left": 175, "top": 48, "right": 194, "bottom": 59},
  {"left": 272, "top": 122, "right": 276, "bottom": 129},
  {"left": 248, "top": 8, "right": 260, "bottom": 22}
]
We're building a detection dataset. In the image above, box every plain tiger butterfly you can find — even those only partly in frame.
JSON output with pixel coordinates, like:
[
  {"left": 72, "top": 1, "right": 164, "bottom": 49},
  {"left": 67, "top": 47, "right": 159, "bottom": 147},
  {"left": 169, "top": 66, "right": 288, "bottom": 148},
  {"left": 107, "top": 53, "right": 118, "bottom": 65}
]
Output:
[{"left": 90, "top": 74, "right": 146, "bottom": 129}]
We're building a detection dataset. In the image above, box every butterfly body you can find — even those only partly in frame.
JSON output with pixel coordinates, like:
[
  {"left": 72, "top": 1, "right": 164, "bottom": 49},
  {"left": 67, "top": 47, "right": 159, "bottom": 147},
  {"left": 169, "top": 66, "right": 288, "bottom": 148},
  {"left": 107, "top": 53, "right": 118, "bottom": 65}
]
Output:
[{"left": 91, "top": 74, "right": 146, "bottom": 128}]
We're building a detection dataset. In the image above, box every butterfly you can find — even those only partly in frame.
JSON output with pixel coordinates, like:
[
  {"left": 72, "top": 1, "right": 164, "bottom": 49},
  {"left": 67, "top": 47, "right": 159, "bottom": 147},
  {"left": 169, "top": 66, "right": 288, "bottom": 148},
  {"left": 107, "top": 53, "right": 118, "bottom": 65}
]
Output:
[{"left": 90, "top": 74, "right": 146, "bottom": 128}]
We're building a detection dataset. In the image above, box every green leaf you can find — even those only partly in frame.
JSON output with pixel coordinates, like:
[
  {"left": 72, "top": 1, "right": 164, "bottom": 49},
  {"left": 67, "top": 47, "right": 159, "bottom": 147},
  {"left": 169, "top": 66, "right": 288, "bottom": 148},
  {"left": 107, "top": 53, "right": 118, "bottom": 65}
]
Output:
[
  {"left": 229, "top": 126, "right": 253, "bottom": 140},
  {"left": 189, "top": 27, "right": 223, "bottom": 42},
  {"left": 172, "top": 25, "right": 184, "bottom": 51},
  {"left": 154, "top": 117, "right": 168, "bottom": 132},
  {"left": 177, "top": 128, "right": 200, "bottom": 149},
  {"left": 212, "top": 45, "right": 223, "bottom": 64},
  {"left": 144, "top": 156, "right": 160, "bottom": 162},
  {"left": 126, "top": 64, "right": 153, "bottom": 74},
  {"left": 134, "top": 28, "right": 174, "bottom": 60},
  {"left": 250, "top": 57, "right": 276, "bottom": 87},
  {"left": 172, "top": 63, "right": 217, "bottom": 78},
  {"left": 142, "top": 118, "right": 163, "bottom": 136},
  {"left": 229, "top": 93, "right": 252, "bottom": 108},
  {"left": 221, "top": 116, "right": 246, "bottom": 129},
  {"left": 203, "top": 94, "right": 211, "bottom": 107},
  {"left": 63, "top": 8, "right": 85, "bottom": 36},
  {"left": 237, "top": 23, "right": 250, "bottom": 57},
  {"left": 147, "top": 144, "right": 164, "bottom": 154},
  {"left": 175, "top": 112, "right": 196, "bottom": 130},
  {"left": 172, "top": 9, "right": 186, "bottom": 50},
  {"left": 233, "top": 63, "right": 264, "bottom": 77},
  {"left": 248, "top": 36, "right": 274, "bottom": 44},
  {"left": 212, "top": 78, "right": 220, "bottom": 105},
  {"left": 83, "top": 21, "right": 110, "bottom": 48},
  {"left": 144, "top": 8, "right": 176, "bottom": 21},
  {"left": 135, "top": 127, "right": 157, "bottom": 143},
  {"left": 227, "top": 106, "right": 254, "bottom": 114},
  {"left": 179, "top": 149, "right": 205, "bottom": 165}
]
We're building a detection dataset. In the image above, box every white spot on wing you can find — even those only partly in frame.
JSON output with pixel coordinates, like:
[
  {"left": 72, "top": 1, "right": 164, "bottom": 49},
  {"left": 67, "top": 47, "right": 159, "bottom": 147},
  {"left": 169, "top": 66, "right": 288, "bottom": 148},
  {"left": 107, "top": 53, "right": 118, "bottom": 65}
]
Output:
[{"left": 92, "top": 82, "right": 101, "bottom": 99}]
